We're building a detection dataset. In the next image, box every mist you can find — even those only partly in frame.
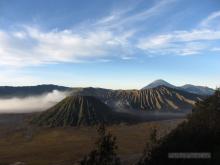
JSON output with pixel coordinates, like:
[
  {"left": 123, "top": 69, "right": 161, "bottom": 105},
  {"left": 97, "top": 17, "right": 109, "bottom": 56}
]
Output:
[{"left": 0, "top": 90, "right": 69, "bottom": 113}]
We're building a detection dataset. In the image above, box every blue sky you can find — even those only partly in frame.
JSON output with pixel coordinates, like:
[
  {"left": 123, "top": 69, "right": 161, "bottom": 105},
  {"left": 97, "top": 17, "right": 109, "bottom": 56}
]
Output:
[{"left": 0, "top": 0, "right": 220, "bottom": 89}]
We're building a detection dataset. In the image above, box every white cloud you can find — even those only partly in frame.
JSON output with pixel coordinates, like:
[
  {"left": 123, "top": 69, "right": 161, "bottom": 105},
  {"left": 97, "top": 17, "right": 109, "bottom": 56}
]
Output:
[
  {"left": 0, "top": 0, "right": 180, "bottom": 68},
  {"left": 0, "top": 90, "right": 68, "bottom": 113},
  {"left": 0, "top": 26, "right": 134, "bottom": 67},
  {"left": 95, "top": 0, "right": 176, "bottom": 29},
  {"left": 211, "top": 47, "right": 220, "bottom": 52},
  {"left": 0, "top": 0, "right": 219, "bottom": 68},
  {"left": 137, "top": 9, "right": 220, "bottom": 56},
  {"left": 137, "top": 29, "right": 220, "bottom": 55},
  {"left": 200, "top": 10, "right": 220, "bottom": 28},
  {"left": 176, "top": 30, "right": 220, "bottom": 41}
]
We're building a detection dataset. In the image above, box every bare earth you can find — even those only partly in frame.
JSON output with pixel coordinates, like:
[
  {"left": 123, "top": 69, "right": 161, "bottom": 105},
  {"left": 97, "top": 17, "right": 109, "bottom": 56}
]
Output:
[{"left": 0, "top": 114, "right": 184, "bottom": 165}]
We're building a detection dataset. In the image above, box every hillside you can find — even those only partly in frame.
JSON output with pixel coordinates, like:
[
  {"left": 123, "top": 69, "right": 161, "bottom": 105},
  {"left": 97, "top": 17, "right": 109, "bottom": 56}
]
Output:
[
  {"left": 138, "top": 89, "right": 220, "bottom": 165},
  {"left": 31, "top": 95, "right": 141, "bottom": 127},
  {"left": 0, "top": 84, "right": 71, "bottom": 98},
  {"left": 71, "top": 86, "right": 203, "bottom": 112}
]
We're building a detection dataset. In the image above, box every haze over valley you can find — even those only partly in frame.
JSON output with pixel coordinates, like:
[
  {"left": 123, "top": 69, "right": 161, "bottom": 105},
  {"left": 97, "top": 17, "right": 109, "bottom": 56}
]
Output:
[
  {"left": 0, "top": 90, "right": 68, "bottom": 113},
  {"left": 0, "top": 80, "right": 211, "bottom": 114}
]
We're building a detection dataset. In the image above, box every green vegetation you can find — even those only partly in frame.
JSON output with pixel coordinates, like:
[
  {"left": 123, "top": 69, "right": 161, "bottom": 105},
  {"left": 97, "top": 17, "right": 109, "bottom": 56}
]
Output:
[
  {"left": 137, "top": 127, "right": 159, "bottom": 165},
  {"left": 80, "top": 124, "right": 121, "bottom": 165},
  {"left": 137, "top": 89, "right": 220, "bottom": 165}
]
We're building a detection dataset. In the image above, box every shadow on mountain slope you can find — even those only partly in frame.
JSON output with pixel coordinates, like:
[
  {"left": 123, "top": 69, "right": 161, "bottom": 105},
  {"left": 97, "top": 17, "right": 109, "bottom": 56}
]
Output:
[{"left": 137, "top": 89, "right": 220, "bottom": 165}]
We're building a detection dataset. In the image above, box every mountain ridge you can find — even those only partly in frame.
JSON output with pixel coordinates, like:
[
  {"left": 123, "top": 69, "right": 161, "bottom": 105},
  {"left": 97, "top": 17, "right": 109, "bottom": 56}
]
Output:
[
  {"left": 142, "top": 79, "right": 214, "bottom": 95},
  {"left": 0, "top": 84, "right": 71, "bottom": 98},
  {"left": 30, "top": 86, "right": 205, "bottom": 127},
  {"left": 0, "top": 80, "right": 214, "bottom": 98},
  {"left": 71, "top": 86, "right": 204, "bottom": 112}
]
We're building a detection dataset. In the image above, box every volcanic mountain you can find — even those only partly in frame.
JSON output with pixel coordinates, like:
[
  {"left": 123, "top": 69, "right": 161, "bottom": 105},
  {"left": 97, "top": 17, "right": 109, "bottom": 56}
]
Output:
[
  {"left": 31, "top": 95, "right": 140, "bottom": 127},
  {"left": 71, "top": 86, "right": 203, "bottom": 112},
  {"left": 142, "top": 79, "right": 214, "bottom": 95},
  {"left": 142, "top": 79, "right": 215, "bottom": 96},
  {"left": 142, "top": 79, "right": 176, "bottom": 89}
]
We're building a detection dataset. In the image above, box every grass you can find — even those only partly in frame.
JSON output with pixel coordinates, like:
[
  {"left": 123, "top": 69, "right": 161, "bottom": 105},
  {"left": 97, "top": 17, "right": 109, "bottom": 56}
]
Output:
[{"left": 0, "top": 119, "right": 183, "bottom": 165}]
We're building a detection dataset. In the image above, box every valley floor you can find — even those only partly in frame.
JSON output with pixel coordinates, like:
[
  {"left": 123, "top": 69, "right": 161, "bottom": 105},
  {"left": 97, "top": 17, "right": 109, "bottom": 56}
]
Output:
[{"left": 0, "top": 114, "right": 184, "bottom": 165}]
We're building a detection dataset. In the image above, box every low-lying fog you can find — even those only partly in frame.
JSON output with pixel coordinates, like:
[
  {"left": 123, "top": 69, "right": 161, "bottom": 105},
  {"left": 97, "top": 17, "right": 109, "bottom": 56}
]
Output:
[
  {"left": 0, "top": 90, "right": 189, "bottom": 122},
  {"left": 0, "top": 90, "right": 69, "bottom": 113}
]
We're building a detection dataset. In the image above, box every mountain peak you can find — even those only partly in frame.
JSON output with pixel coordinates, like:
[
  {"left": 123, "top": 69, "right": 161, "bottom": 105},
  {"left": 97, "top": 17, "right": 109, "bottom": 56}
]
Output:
[
  {"left": 142, "top": 79, "right": 176, "bottom": 89},
  {"left": 31, "top": 95, "right": 114, "bottom": 126},
  {"left": 31, "top": 95, "right": 140, "bottom": 127},
  {"left": 141, "top": 79, "right": 214, "bottom": 95},
  {"left": 153, "top": 79, "right": 167, "bottom": 82}
]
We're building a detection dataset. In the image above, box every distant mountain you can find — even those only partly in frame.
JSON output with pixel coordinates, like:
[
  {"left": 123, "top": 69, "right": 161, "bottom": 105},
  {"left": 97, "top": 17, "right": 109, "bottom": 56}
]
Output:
[
  {"left": 142, "top": 79, "right": 214, "bottom": 95},
  {"left": 71, "top": 87, "right": 112, "bottom": 96},
  {"left": 31, "top": 95, "right": 141, "bottom": 127},
  {"left": 181, "top": 84, "right": 214, "bottom": 96},
  {"left": 142, "top": 79, "right": 176, "bottom": 89},
  {"left": 0, "top": 84, "right": 71, "bottom": 98},
  {"left": 71, "top": 86, "right": 203, "bottom": 112}
]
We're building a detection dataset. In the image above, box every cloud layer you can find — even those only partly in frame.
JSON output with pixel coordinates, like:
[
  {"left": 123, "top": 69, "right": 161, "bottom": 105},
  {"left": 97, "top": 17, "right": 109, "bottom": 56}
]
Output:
[
  {"left": 0, "top": 90, "right": 68, "bottom": 113},
  {"left": 0, "top": 0, "right": 220, "bottom": 67},
  {"left": 137, "top": 29, "right": 220, "bottom": 56},
  {"left": 0, "top": 26, "right": 133, "bottom": 67}
]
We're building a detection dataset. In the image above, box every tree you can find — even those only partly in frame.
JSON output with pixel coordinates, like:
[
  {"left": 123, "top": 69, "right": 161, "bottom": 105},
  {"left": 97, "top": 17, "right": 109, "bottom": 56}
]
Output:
[
  {"left": 80, "top": 124, "right": 121, "bottom": 165},
  {"left": 136, "top": 89, "right": 220, "bottom": 165},
  {"left": 137, "top": 127, "right": 159, "bottom": 165}
]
